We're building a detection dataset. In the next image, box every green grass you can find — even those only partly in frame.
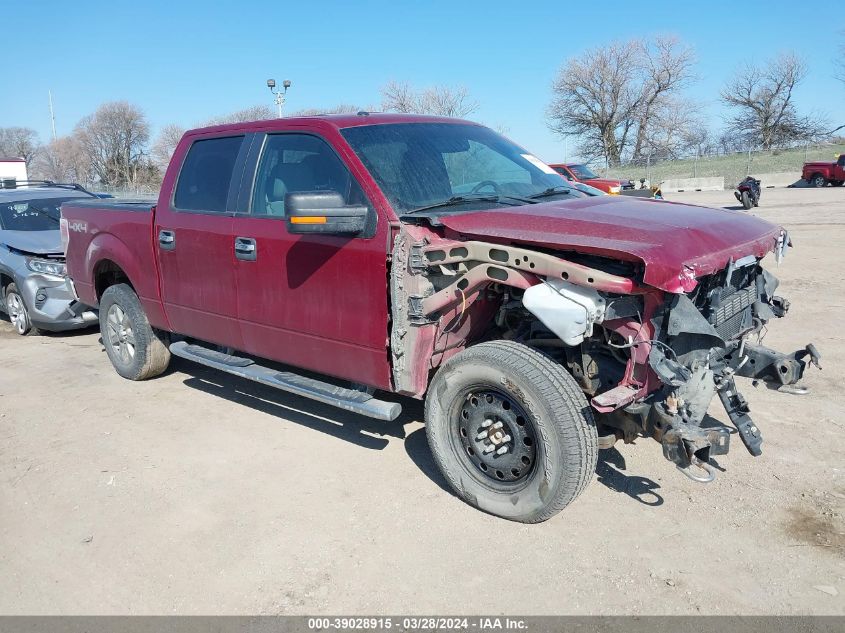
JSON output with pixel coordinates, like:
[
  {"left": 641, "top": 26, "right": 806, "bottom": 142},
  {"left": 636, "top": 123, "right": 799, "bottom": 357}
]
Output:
[{"left": 603, "top": 143, "right": 845, "bottom": 188}]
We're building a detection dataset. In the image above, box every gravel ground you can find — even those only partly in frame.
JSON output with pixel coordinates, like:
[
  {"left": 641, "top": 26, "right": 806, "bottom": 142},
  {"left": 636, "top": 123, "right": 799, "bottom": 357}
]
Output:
[{"left": 0, "top": 187, "right": 842, "bottom": 615}]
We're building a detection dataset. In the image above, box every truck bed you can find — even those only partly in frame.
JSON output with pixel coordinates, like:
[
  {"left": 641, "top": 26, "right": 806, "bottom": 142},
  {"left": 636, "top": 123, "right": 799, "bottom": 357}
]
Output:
[
  {"left": 61, "top": 197, "right": 167, "bottom": 328},
  {"left": 62, "top": 198, "right": 157, "bottom": 213}
]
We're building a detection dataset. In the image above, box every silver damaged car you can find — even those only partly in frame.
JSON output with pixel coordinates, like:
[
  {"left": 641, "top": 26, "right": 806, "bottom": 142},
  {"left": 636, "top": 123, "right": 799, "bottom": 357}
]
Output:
[{"left": 0, "top": 183, "right": 98, "bottom": 335}]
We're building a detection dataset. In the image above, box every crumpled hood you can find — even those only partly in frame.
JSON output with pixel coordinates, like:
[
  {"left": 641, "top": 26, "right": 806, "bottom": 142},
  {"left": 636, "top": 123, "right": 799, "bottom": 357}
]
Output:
[
  {"left": 0, "top": 230, "right": 63, "bottom": 256},
  {"left": 438, "top": 196, "right": 784, "bottom": 293}
]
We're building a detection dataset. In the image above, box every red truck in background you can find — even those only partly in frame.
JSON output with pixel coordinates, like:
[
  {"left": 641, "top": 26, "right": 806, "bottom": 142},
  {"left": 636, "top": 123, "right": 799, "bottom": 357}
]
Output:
[
  {"left": 801, "top": 153, "right": 845, "bottom": 187},
  {"left": 548, "top": 162, "right": 634, "bottom": 194},
  {"left": 62, "top": 114, "right": 818, "bottom": 522}
]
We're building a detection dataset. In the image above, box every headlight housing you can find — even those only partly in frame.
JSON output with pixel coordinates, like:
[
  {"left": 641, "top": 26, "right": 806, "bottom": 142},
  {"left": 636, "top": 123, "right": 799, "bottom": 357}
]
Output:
[
  {"left": 26, "top": 257, "right": 67, "bottom": 277},
  {"left": 608, "top": 185, "right": 621, "bottom": 194}
]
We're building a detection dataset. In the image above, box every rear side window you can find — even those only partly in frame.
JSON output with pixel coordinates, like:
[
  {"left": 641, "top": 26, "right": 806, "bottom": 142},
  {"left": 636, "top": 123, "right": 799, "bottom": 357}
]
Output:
[{"left": 173, "top": 136, "right": 244, "bottom": 212}]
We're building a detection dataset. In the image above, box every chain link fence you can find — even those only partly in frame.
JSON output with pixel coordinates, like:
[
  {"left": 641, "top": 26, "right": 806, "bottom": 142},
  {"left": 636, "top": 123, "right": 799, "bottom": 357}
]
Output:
[{"left": 90, "top": 184, "right": 160, "bottom": 199}]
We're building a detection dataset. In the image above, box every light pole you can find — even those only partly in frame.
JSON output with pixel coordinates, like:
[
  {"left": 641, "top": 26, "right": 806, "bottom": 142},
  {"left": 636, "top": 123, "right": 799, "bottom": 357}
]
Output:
[{"left": 267, "top": 78, "right": 291, "bottom": 118}]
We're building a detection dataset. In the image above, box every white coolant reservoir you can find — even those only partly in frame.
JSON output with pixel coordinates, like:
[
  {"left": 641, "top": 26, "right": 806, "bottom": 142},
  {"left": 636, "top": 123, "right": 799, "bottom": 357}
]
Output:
[{"left": 522, "top": 279, "right": 606, "bottom": 346}]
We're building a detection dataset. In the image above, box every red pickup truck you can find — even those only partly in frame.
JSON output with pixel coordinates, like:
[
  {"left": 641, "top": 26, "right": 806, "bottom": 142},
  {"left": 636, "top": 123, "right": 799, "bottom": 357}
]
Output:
[
  {"left": 548, "top": 163, "right": 634, "bottom": 194},
  {"left": 802, "top": 154, "right": 845, "bottom": 187},
  {"left": 62, "top": 114, "right": 818, "bottom": 522}
]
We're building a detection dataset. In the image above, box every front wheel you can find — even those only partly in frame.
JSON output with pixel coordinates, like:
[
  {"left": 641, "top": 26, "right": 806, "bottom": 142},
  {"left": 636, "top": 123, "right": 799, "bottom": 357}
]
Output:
[
  {"left": 4, "top": 283, "right": 36, "bottom": 336},
  {"left": 425, "top": 340, "right": 597, "bottom": 522},
  {"left": 99, "top": 283, "right": 171, "bottom": 380},
  {"left": 811, "top": 174, "right": 827, "bottom": 188},
  {"left": 740, "top": 190, "right": 752, "bottom": 210}
]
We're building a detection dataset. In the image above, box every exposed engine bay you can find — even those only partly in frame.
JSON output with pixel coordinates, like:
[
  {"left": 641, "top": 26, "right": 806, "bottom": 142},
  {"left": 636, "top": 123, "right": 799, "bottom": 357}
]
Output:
[{"left": 390, "top": 226, "right": 821, "bottom": 483}]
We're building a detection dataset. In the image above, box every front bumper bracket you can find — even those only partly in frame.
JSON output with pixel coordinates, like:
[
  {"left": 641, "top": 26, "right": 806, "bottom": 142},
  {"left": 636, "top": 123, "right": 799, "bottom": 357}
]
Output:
[{"left": 717, "top": 376, "right": 763, "bottom": 456}]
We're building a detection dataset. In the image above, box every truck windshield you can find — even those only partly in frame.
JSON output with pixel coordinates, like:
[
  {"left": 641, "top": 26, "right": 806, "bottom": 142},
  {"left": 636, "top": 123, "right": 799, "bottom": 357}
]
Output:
[
  {"left": 0, "top": 196, "right": 78, "bottom": 232},
  {"left": 340, "top": 123, "right": 572, "bottom": 214},
  {"left": 568, "top": 164, "right": 599, "bottom": 180}
]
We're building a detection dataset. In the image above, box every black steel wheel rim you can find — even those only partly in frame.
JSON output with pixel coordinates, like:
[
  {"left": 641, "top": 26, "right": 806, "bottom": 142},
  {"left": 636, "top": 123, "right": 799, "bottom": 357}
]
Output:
[{"left": 450, "top": 387, "right": 538, "bottom": 487}]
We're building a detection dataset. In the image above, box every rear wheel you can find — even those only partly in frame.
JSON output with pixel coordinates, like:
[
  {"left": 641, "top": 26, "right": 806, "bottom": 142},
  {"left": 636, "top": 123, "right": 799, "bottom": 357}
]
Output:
[
  {"left": 740, "top": 190, "right": 752, "bottom": 210},
  {"left": 811, "top": 174, "right": 827, "bottom": 188},
  {"left": 425, "top": 340, "right": 597, "bottom": 522},
  {"left": 99, "top": 283, "right": 171, "bottom": 380},
  {"left": 4, "top": 283, "right": 35, "bottom": 336}
]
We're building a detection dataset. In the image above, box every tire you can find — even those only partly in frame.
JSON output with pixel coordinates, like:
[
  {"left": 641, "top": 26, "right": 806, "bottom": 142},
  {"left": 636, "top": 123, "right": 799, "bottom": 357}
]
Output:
[
  {"left": 4, "top": 283, "right": 36, "bottom": 336},
  {"left": 99, "top": 283, "right": 171, "bottom": 380},
  {"left": 831, "top": 180, "right": 844, "bottom": 187},
  {"left": 740, "top": 190, "right": 752, "bottom": 210},
  {"left": 425, "top": 340, "right": 597, "bottom": 523},
  {"left": 811, "top": 174, "right": 827, "bottom": 188}
]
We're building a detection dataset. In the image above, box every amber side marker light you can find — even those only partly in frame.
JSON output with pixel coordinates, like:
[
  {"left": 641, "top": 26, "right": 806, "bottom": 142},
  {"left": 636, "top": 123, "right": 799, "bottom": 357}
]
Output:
[{"left": 290, "top": 216, "right": 327, "bottom": 224}]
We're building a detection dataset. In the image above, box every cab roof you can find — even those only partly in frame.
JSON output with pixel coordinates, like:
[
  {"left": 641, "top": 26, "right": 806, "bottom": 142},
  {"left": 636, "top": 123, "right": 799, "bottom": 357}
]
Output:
[{"left": 187, "top": 112, "right": 479, "bottom": 137}]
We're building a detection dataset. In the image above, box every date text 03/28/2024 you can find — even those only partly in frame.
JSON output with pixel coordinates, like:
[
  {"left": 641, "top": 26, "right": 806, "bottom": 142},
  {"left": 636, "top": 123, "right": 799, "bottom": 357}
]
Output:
[{"left": 307, "top": 617, "right": 528, "bottom": 630}]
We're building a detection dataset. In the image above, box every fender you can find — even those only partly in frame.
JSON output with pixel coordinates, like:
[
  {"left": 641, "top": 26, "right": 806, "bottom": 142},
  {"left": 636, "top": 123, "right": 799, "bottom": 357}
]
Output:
[
  {"left": 0, "top": 261, "right": 17, "bottom": 301},
  {"left": 85, "top": 231, "right": 170, "bottom": 331}
]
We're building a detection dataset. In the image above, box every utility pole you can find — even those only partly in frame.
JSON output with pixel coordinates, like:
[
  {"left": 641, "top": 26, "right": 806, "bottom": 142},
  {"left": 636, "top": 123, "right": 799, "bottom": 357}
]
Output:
[
  {"left": 48, "top": 90, "right": 57, "bottom": 141},
  {"left": 267, "top": 79, "right": 291, "bottom": 117}
]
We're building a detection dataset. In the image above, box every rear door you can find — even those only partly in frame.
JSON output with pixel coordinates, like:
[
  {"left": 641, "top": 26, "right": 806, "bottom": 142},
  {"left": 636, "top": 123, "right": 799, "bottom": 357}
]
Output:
[
  {"left": 155, "top": 133, "right": 250, "bottom": 348},
  {"left": 230, "top": 129, "right": 393, "bottom": 389}
]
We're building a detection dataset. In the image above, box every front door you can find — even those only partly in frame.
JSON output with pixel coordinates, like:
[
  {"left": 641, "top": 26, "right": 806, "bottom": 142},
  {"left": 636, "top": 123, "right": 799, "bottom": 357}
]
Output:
[
  {"left": 231, "top": 131, "right": 392, "bottom": 389},
  {"left": 155, "top": 133, "right": 247, "bottom": 349}
]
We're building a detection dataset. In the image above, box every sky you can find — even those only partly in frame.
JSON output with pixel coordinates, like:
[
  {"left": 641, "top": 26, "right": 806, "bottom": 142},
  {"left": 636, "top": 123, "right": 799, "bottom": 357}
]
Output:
[{"left": 3, "top": 0, "right": 842, "bottom": 162}]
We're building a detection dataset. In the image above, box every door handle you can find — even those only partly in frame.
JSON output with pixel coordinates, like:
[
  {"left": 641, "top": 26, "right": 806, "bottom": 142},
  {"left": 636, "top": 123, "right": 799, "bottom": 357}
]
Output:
[
  {"left": 235, "top": 237, "right": 257, "bottom": 261},
  {"left": 158, "top": 229, "right": 175, "bottom": 250}
]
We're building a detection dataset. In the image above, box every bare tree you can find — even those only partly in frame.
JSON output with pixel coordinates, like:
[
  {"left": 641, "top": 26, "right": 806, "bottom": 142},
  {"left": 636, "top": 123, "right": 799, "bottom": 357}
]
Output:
[
  {"left": 151, "top": 124, "right": 185, "bottom": 171},
  {"left": 640, "top": 97, "right": 707, "bottom": 160},
  {"left": 547, "top": 41, "right": 641, "bottom": 165},
  {"left": 381, "top": 81, "right": 479, "bottom": 117},
  {"left": 31, "top": 135, "right": 92, "bottom": 185},
  {"left": 547, "top": 37, "right": 697, "bottom": 166},
  {"left": 718, "top": 130, "right": 748, "bottom": 155},
  {"left": 75, "top": 101, "right": 150, "bottom": 186},
  {"left": 631, "top": 37, "right": 696, "bottom": 159},
  {"left": 721, "top": 53, "right": 826, "bottom": 150},
  {"left": 204, "top": 104, "right": 275, "bottom": 126},
  {"left": 0, "top": 127, "right": 41, "bottom": 168}
]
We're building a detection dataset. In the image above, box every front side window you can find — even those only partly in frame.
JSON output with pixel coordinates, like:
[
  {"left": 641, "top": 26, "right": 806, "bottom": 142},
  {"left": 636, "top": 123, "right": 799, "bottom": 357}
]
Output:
[
  {"left": 340, "top": 123, "right": 568, "bottom": 213},
  {"left": 173, "top": 135, "right": 244, "bottom": 213},
  {"left": 0, "top": 196, "right": 82, "bottom": 231},
  {"left": 251, "top": 133, "right": 369, "bottom": 217}
]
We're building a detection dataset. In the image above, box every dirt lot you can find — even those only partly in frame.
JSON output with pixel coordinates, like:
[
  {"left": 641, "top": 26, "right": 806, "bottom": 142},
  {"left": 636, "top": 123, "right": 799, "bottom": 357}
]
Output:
[{"left": 0, "top": 187, "right": 843, "bottom": 615}]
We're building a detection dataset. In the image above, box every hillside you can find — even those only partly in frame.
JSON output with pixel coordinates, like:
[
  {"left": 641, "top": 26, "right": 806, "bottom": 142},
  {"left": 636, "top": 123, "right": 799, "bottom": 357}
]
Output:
[{"left": 603, "top": 143, "right": 845, "bottom": 187}]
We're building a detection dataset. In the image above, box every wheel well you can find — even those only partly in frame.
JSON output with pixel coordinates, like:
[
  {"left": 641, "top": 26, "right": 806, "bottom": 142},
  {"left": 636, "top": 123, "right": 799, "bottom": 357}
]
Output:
[
  {"left": 0, "top": 272, "right": 12, "bottom": 295},
  {"left": 94, "top": 260, "right": 133, "bottom": 299}
]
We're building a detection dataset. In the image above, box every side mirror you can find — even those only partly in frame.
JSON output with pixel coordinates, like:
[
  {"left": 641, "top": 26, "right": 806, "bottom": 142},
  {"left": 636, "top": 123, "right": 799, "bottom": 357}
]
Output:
[{"left": 284, "top": 191, "right": 368, "bottom": 235}]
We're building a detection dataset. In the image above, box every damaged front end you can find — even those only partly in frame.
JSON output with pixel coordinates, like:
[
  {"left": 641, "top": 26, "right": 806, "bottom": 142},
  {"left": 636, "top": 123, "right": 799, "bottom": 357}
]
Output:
[
  {"left": 591, "top": 251, "right": 821, "bottom": 482},
  {"left": 390, "top": 226, "right": 821, "bottom": 485}
]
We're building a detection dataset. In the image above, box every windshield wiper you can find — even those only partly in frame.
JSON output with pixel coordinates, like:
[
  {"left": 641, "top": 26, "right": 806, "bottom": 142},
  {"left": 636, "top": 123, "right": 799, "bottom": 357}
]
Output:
[
  {"left": 529, "top": 186, "right": 573, "bottom": 200},
  {"left": 404, "top": 194, "right": 511, "bottom": 216}
]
